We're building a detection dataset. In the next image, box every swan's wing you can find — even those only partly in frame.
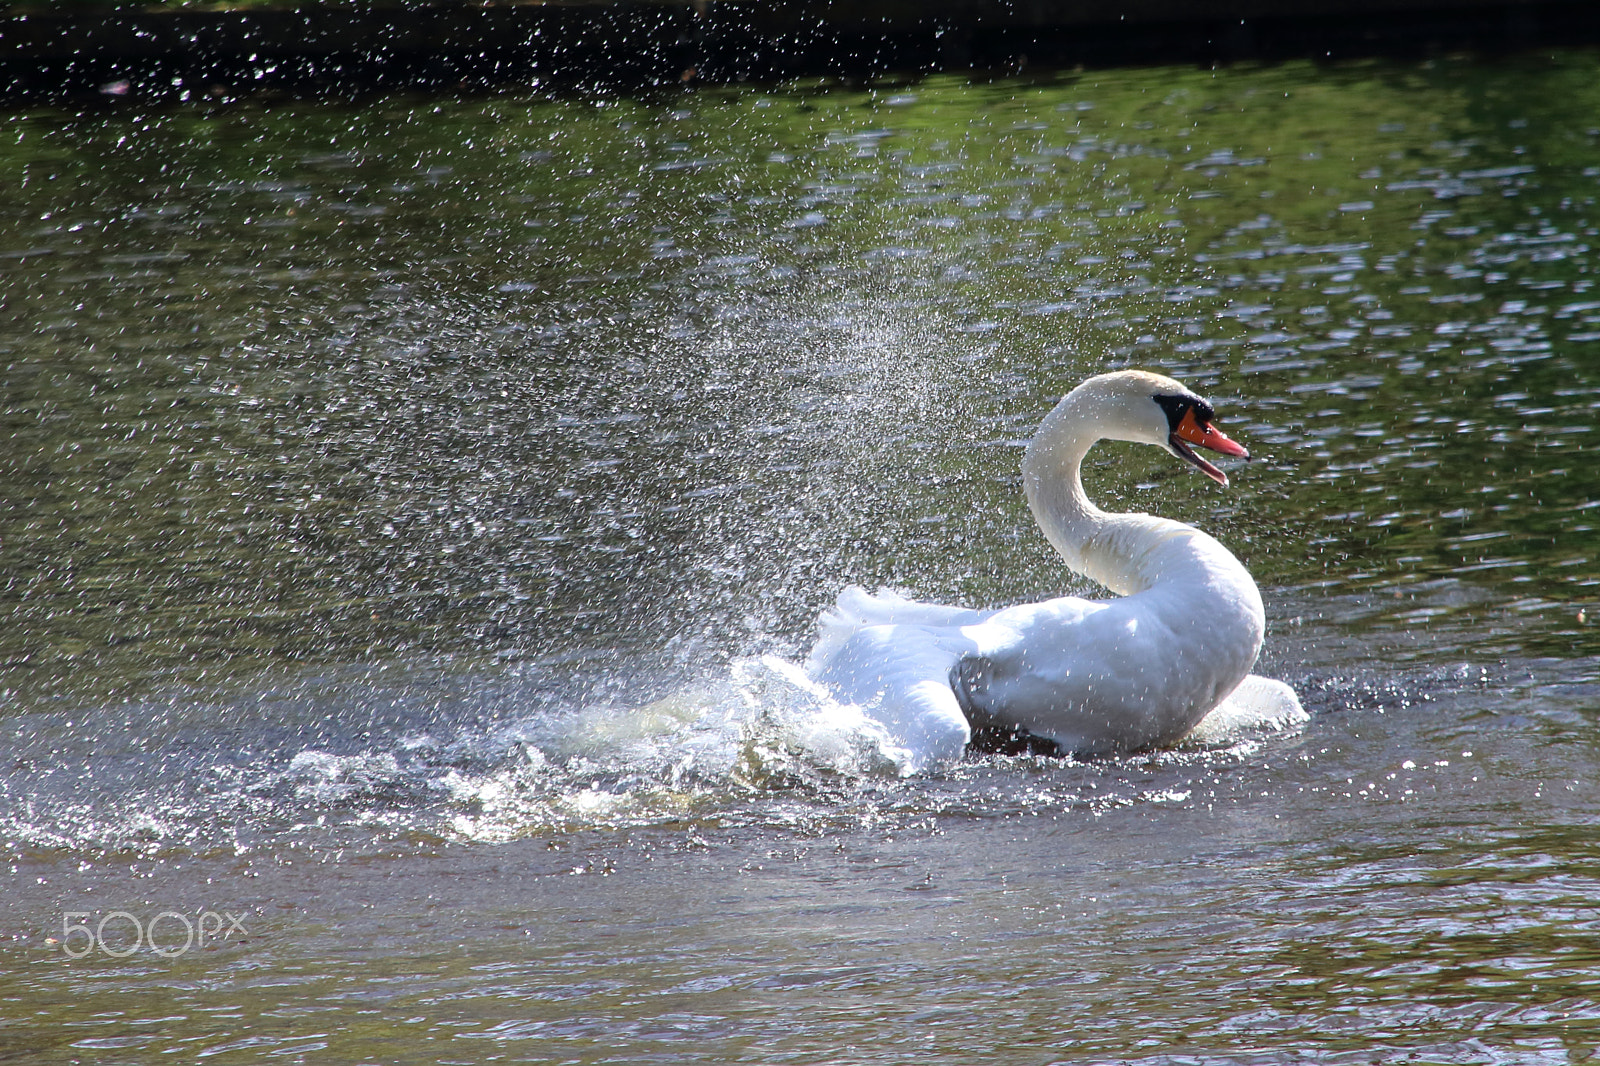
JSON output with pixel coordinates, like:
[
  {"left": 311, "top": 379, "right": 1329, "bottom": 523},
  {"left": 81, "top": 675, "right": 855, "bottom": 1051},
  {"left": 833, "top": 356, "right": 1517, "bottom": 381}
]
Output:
[
  {"left": 955, "top": 595, "right": 1199, "bottom": 755},
  {"left": 806, "top": 585, "right": 992, "bottom": 682},
  {"left": 806, "top": 587, "right": 985, "bottom": 773},
  {"left": 806, "top": 585, "right": 991, "bottom": 674},
  {"left": 956, "top": 588, "right": 1275, "bottom": 755}
]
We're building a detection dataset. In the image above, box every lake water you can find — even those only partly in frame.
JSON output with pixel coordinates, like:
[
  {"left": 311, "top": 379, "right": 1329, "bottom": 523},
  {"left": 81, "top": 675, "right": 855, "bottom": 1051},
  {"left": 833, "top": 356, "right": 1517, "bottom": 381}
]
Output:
[{"left": 5, "top": 49, "right": 1600, "bottom": 1063}]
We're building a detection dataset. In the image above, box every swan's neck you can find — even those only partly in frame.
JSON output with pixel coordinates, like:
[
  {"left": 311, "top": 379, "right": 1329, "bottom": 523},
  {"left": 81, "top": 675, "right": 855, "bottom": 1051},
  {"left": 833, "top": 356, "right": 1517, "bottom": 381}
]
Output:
[{"left": 1020, "top": 389, "right": 1245, "bottom": 598}]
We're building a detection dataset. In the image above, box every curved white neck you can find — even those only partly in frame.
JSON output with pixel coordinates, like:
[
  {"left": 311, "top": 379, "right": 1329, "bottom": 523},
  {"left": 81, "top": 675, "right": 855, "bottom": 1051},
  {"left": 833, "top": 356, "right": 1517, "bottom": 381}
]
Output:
[{"left": 1020, "top": 386, "right": 1251, "bottom": 599}]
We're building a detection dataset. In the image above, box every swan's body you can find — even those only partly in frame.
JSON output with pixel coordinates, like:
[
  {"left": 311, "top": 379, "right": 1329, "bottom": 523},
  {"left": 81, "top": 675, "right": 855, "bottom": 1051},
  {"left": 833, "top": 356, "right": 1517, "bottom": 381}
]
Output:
[{"left": 805, "top": 370, "right": 1301, "bottom": 772}]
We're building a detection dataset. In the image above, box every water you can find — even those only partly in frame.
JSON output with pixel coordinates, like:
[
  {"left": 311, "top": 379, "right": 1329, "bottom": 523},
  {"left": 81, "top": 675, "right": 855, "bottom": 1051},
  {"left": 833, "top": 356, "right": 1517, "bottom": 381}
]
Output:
[{"left": 5, "top": 51, "right": 1600, "bottom": 1062}]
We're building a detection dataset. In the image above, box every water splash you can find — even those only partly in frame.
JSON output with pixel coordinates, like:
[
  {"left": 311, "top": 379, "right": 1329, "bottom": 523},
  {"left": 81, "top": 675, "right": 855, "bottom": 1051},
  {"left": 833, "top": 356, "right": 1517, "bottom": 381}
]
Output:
[{"left": 0, "top": 651, "right": 1322, "bottom": 862}]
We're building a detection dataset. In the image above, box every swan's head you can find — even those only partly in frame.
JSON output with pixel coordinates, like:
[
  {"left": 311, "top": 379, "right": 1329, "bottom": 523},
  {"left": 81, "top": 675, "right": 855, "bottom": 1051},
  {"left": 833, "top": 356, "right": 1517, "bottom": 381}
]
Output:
[{"left": 1071, "top": 370, "right": 1250, "bottom": 487}]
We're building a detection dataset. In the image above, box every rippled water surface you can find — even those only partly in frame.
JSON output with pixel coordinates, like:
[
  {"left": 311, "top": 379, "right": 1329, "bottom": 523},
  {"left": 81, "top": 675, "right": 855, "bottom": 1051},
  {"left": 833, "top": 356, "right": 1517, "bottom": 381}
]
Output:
[{"left": 5, "top": 51, "right": 1600, "bottom": 1063}]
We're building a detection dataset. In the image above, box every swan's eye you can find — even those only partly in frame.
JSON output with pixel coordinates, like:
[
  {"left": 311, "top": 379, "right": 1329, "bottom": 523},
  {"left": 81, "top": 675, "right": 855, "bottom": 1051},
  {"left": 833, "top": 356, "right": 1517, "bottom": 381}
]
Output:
[
  {"left": 1152, "top": 393, "right": 1198, "bottom": 432},
  {"left": 1153, "top": 393, "right": 1218, "bottom": 433}
]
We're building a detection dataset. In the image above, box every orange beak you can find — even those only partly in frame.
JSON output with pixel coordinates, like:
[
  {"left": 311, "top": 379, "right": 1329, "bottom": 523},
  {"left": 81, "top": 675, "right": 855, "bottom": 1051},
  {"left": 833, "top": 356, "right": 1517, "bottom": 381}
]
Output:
[{"left": 1171, "top": 407, "right": 1248, "bottom": 486}]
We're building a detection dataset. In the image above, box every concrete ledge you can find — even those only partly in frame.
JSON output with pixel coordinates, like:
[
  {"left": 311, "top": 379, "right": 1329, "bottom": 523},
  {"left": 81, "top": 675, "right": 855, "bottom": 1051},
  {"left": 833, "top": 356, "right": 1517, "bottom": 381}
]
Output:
[{"left": 0, "top": 0, "right": 1588, "bottom": 98}]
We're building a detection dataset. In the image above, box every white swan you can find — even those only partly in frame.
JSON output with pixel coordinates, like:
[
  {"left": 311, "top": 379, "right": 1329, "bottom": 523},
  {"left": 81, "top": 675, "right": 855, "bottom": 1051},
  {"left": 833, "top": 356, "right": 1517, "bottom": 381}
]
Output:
[{"left": 805, "top": 369, "right": 1303, "bottom": 772}]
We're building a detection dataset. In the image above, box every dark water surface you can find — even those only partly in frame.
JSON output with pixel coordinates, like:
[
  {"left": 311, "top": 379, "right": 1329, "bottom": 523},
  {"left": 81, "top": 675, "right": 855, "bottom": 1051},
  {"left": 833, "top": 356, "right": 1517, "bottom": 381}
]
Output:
[{"left": 5, "top": 51, "right": 1600, "bottom": 1063}]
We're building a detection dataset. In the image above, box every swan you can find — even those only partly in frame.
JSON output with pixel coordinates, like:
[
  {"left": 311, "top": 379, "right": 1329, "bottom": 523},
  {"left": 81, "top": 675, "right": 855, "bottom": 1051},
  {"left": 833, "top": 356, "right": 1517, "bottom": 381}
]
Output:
[{"left": 804, "top": 369, "right": 1303, "bottom": 772}]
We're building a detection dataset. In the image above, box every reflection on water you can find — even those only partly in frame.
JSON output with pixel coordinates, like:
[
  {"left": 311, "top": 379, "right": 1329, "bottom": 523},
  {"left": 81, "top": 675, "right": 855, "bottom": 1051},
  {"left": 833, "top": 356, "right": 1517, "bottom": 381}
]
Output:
[{"left": 4, "top": 50, "right": 1600, "bottom": 1064}]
